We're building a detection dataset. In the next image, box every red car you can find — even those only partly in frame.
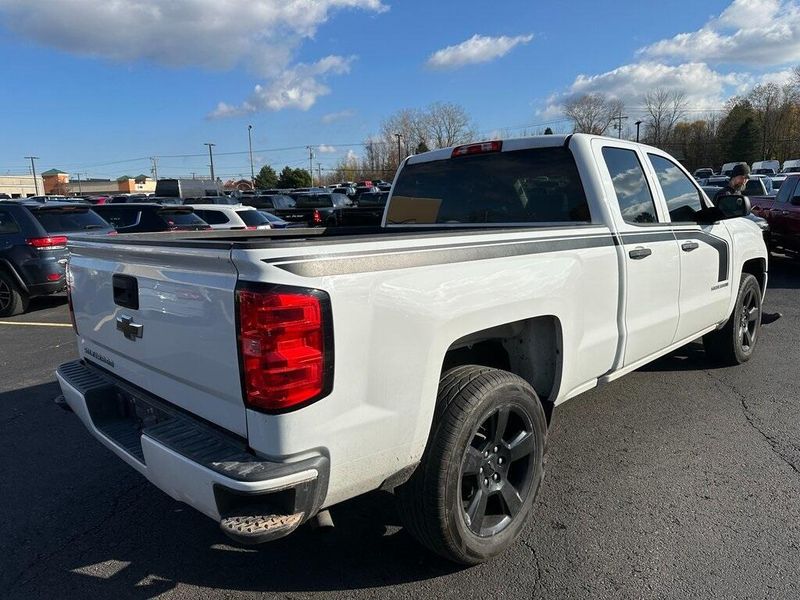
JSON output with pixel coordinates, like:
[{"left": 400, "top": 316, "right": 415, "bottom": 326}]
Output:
[{"left": 750, "top": 174, "right": 800, "bottom": 256}]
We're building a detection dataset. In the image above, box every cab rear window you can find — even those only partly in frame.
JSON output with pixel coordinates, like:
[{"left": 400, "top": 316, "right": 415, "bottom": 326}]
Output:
[
  {"left": 32, "top": 208, "right": 112, "bottom": 233},
  {"left": 387, "top": 147, "right": 590, "bottom": 225}
]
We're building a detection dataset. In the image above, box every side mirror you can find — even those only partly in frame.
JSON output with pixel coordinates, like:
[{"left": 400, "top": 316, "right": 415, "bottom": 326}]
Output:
[
  {"left": 695, "top": 195, "right": 751, "bottom": 224},
  {"left": 717, "top": 194, "right": 751, "bottom": 218}
]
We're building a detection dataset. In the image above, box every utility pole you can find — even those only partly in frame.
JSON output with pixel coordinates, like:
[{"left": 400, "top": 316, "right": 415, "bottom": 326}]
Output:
[
  {"left": 25, "top": 156, "right": 39, "bottom": 195},
  {"left": 317, "top": 162, "right": 322, "bottom": 185},
  {"left": 635, "top": 120, "right": 643, "bottom": 143},
  {"left": 204, "top": 143, "right": 216, "bottom": 181},
  {"left": 395, "top": 133, "right": 403, "bottom": 166},
  {"left": 75, "top": 172, "right": 83, "bottom": 195},
  {"left": 613, "top": 110, "right": 628, "bottom": 139},
  {"left": 247, "top": 125, "right": 255, "bottom": 187},
  {"left": 306, "top": 146, "right": 314, "bottom": 186},
  {"left": 150, "top": 157, "right": 159, "bottom": 180}
]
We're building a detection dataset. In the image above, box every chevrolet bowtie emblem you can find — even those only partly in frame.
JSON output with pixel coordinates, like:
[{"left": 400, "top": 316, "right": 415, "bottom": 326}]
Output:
[{"left": 116, "top": 315, "right": 143, "bottom": 341}]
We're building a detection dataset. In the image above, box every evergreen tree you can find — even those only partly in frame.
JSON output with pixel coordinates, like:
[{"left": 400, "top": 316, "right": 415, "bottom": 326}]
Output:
[
  {"left": 276, "top": 166, "right": 312, "bottom": 189},
  {"left": 254, "top": 165, "right": 278, "bottom": 189}
]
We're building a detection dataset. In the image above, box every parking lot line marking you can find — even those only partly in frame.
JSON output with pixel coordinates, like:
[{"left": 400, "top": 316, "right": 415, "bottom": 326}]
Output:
[{"left": 0, "top": 321, "right": 73, "bottom": 328}]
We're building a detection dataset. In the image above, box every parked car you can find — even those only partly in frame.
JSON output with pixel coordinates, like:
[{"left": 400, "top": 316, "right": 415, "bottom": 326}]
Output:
[
  {"left": 332, "top": 186, "right": 356, "bottom": 197},
  {"left": 240, "top": 194, "right": 296, "bottom": 212},
  {"left": 693, "top": 167, "right": 715, "bottom": 179},
  {"left": 28, "top": 195, "right": 88, "bottom": 204},
  {"left": 273, "top": 192, "right": 354, "bottom": 227},
  {"left": 109, "top": 195, "right": 182, "bottom": 205},
  {"left": 751, "top": 160, "right": 780, "bottom": 175},
  {"left": 190, "top": 205, "right": 272, "bottom": 230},
  {"left": 720, "top": 162, "right": 743, "bottom": 176},
  {"left": 743, "top": 175, "right": 775, "bottom": 197},
  {"left": 750, "top": 173, "right": 800, "bottom": 257},
  {"left": 704, "top": 175, "right": 731, "bottom": 187},
  {"left": 155, "top": 178, "right": 224, "bottom": 199},
  {"left": 58, "top": 134, "right": 765, "bottom": 565},
  {"left": 183, "top": 196, "right": 239, "bottom": 206},
  {"left": 0, "top": 201, "right": 114, "bottom": 316},
  {"left": 257, "top": 211, "right": 296, "bottom": 229},
  {"left": 356, "top": 191, "right": 390, "bottom": 207},
  {"left": 92, "top": 203, "right": 211, "bottom": 233}
]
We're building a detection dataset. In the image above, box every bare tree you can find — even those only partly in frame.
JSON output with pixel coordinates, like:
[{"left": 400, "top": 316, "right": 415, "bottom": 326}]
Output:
[
  {"left": 643, "top": 88, "right": 687, "bottom": 146},
  {"left": 421, "top": 102, "right": 477, "bottom": 148},
  {"left": 563, "top": 93, "right": 620, "bottom": 135}
]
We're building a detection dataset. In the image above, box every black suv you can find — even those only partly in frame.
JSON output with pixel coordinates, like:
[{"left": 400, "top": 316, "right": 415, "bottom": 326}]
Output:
[
  {"left": 92, "top": 203, "right": 211, "bottom": 233},
  {"left": 0, "top": 201, "right": 115, "bottom": 316}
]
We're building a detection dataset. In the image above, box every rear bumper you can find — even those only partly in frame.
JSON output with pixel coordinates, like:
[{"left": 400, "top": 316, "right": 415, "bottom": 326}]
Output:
[{"left": 56, "top": 360, "right": 329, "bottom": 543}]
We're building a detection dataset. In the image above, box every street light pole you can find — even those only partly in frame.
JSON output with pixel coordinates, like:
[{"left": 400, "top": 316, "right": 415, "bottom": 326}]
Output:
[
  {"left": 247, "top": 125, "right": 255, "bottom": 188},
  {"left": 25, "top": 156, "right": 39, "bottom": 195},
  {"left": 204, "top": 143, "right": 216, "bottom": 182},
  {"left": 306, "top": 146, "right": 314, "bottom": 186},
  {"left": 635, "top": 120, "right": 643, "bottom": 143},
  {"left": 395, "top": 133, "right": 403, "bottom": 166}
]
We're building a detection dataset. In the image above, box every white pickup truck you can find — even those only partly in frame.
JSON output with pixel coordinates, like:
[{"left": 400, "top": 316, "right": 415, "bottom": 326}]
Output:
[{"left": 57, "top": 134, "right": 767, "bottom": 565}]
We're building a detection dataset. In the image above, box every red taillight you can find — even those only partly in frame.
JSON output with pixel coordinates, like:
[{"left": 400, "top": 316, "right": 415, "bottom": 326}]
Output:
[
  {"left": 237, "top": 286, "right": 333, "bottom": 412},
  {"left": 66, "top": 263, "right": 78, "bottom": 334},
  {"left": 313, "top": 209, "right": 322, "bottom": 225},
  {"left": 47, "top": 273, "right": 62, "bottom": 282},
  {"left": 451, "top": 140, "right": 503, "bottom": 158},
  {"left": 26, "top": 236, "right": 68, "bottom": 250}
]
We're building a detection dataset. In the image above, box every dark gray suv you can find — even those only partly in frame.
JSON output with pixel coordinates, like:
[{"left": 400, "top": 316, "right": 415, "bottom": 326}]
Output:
[{"left": 0, "top": 201, "right": 114, "bottom": 316}]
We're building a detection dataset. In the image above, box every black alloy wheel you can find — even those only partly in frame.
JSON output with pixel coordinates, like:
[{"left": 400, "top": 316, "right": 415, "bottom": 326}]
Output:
[
  {"left": 460, "top": 404, "right": 536, "bottom": 537},
  {"left": 739, "top": 286, "right": 760, "bottom": 353}
]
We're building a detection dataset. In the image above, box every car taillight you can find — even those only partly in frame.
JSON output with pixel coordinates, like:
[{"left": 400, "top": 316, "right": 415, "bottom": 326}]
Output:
[
  {"left": 236, "top": 285, "right": 333, "bottom": 413},
  {"left": 451, "top": 140, "right": 502, "bottom": 158},
  {"left": 66, "top": 262, "right": 78, "bottom": 334},
  {"left": 313, "top": 210, "right": 322, "bottom": 225},
  {"left": 26, "top": 236, "right": 68, "bottom": 250}
]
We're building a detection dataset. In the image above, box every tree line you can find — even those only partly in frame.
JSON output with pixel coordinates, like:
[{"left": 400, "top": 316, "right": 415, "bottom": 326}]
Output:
[{"left": 563, "top": 67, "right": 800, "bottom": 172}]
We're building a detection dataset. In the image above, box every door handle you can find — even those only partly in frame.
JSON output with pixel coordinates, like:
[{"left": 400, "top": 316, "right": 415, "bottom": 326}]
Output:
[
  {"left": 628, "top": 247, "right": 652, "bottom": 260},
  {"left": 681, "top": 241, "right": 700, "bottom": 252}
]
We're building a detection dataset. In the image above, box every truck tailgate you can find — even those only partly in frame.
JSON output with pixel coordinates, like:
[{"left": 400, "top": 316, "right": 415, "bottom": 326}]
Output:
[{"left": 67, "top": 238, "right": 247, "bottom": 436}]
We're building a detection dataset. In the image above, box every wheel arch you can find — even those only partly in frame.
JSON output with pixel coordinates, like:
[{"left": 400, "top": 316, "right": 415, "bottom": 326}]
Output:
[
  {"left": 741, "top": 256, "right": 767, "bottom": 295},
  {"left": 440, "top": 315, "right": 563, "bottom": 423},
  {"left": 0, "top": 259, "right": 28, "bottom": 293}
]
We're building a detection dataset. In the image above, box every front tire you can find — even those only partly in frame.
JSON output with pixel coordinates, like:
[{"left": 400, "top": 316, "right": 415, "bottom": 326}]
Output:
[
  {"left": 703, "top": 273, "right": 762, "bottom": 365},
  {"left": 0, "top": 271, "right": 28, "bottom": 317},
  {"left": 396, "top": 365, "right": 547, "bottom": 565}
]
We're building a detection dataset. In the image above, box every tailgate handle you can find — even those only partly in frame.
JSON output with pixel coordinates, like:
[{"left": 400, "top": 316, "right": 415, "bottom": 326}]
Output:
[{"left": 113, "top": 274, "right": 139, "bottom": 310}]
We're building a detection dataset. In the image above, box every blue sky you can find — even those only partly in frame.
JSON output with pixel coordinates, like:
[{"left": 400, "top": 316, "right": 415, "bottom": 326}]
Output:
[{"left": 0, "top": 0, "right": 793, "bottom": 180}]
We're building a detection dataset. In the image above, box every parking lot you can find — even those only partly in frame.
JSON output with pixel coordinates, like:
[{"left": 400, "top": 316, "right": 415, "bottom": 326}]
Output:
[{"left": 0, "top": 256, "right": 798, "bottom": 600}]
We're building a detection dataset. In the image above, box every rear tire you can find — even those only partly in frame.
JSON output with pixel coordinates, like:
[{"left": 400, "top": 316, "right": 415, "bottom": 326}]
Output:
[
  {"left": 0, "top": 271, "right": 27, "bottom": 317},
  {"left": 395, "top": 365, "right": 547, "bottom": 565},
  {"left": 703, "top": 273, "right": 761, "bottom": 365}
]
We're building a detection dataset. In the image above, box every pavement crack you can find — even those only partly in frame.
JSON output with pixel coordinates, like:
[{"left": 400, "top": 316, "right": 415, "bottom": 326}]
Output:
[
  {"left": 521, "top": 537, "right": 544, "bottom": 598},
  {"left": 705, "top": 370, "right": 800, "bottom": 477}
]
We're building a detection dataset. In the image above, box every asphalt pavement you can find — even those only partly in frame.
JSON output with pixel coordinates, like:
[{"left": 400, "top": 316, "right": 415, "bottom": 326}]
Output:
[{"left": 2, "top": 257, "right": 799, "bottom": 600}]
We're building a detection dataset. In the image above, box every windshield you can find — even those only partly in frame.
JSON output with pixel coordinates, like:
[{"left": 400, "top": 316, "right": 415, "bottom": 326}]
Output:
[
  {"left": 388, "top": 147, "right": 590, "bottom": 225},
  {"left": 236, "top": 210, "right": 270, "bottom": 226},
  {"left": 32, "top": 207, "right": 112, "bottom": 233}
]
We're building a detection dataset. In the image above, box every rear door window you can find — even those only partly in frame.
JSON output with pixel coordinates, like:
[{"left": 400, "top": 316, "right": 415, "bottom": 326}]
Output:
[
  {"left": 32, "top": 208, "right": 112, "bottom": 233},
  {"left": 0, "top": 210, "right": 20, "bottom": 234},
  {"left": 388, "top": 147, "right": 590, "bottom": 225},
  {"left": 648, "top": 154, "right": 704, "bottom": 223},
  {"left": 601, "top": 147, "right": 659, "bottom": 224}
]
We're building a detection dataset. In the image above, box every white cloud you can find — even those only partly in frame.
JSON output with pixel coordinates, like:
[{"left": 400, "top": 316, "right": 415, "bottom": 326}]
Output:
[
  {"left": 640, "top": 0, "right": 800, "bottom": 66},
  {"left": 541, "top": 62, "right": 745, "bottom": 119},
  {"left": 321, "top": 109, "right": 355, "bottom": 124},
  {"left": 209, "top": 55, "right": 354, "bottom": 117},
  {"left": 0, "top": 0, "right": 386, "bottom": 114},
  {"left": 318, "top": 144, "right": 337, "bottom": 153},
  {"left": 426, "top": 33, "right": 533, "bottom": 70}
]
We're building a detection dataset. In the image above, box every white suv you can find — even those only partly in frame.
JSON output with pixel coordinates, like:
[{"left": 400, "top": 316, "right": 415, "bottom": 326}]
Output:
[{"left": 190, "top": 204, "right": 271, "bottom": 230}]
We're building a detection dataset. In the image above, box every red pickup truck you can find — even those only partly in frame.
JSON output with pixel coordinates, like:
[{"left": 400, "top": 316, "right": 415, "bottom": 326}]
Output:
[{"left": 750, "top": 174, "right": 800, "bottom": 257}]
